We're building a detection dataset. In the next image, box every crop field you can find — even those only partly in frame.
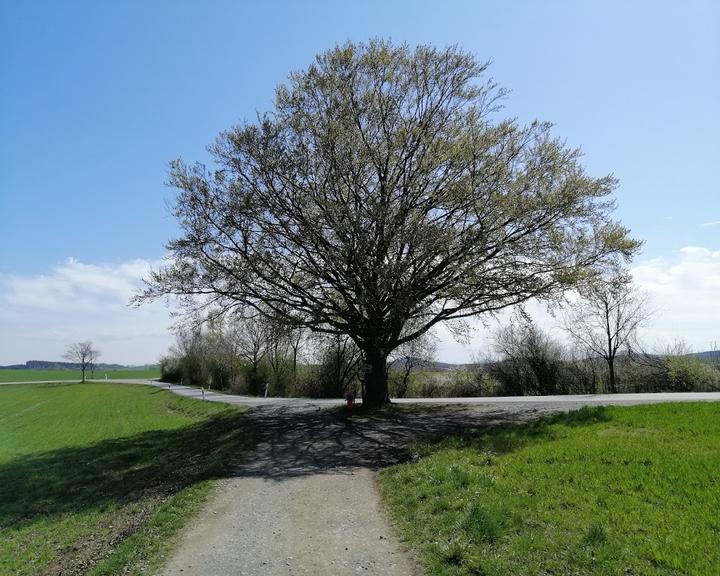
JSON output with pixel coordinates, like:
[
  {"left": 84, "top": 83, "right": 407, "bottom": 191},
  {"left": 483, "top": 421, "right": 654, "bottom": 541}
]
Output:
[
  {"left": 380, "top": 403, "right": 720, "bottom": 576},
  {"left": 0, "top": 368, "right": 160, "bottom": 383},
  {"left": 0, "top": 382, "right": 251, "bottom": 575}
]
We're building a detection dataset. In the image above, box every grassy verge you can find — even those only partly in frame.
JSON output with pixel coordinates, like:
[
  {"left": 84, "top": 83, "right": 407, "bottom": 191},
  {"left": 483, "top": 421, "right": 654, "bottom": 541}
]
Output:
[
  {"left": 0, "top": 382, "right": 253, "bottom": 575},
  {"left": 379, "top": 403, "right": 720, "bottom": 576},
  {"left": 0, "top": 368, "right": 160, "bottom": 382}
]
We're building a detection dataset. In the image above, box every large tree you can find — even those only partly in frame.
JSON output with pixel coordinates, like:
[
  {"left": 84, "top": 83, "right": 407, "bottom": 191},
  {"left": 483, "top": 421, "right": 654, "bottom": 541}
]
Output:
[{"left": 137, "top": 40, "right": 639, "bottom": 407}]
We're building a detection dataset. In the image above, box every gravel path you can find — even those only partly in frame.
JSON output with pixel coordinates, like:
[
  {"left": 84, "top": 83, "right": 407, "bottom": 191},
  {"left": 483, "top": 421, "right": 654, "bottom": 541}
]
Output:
[
  {"left": 160, "top": 467, "right": 416, "bottom": 575},
  {"left": 157, "top": 400, "right": 579, "bottom": 576},
  {"left": 158, "top": 403, "right": 433, "bottom": 576}
]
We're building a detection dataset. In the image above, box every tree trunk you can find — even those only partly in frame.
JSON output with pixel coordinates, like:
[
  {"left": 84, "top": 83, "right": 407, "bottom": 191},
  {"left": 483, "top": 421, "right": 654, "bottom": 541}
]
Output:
[
  {"left": 607, "top": 356, "right": 617, "bottom": 393},
  {"left": 363, "top": 349, "right": 390, "bottom": 408},
  {"left": 81, "top": 366, "right": 86, "bottom": 383}
]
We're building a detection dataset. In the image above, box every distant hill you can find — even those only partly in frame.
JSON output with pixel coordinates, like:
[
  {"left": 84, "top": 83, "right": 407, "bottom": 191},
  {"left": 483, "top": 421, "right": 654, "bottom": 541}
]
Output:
[
  {"left": 690, "top": 350, "right": 720, "bottom": 361},
  {"left": 388, "top": 357, "right": 482, "bottom": 372},
  {"left": 389, "top": 350, "right": 720, "bottom": 372},
  {"left": 0, "top": 360, "right": 158, "bottom": 371}
]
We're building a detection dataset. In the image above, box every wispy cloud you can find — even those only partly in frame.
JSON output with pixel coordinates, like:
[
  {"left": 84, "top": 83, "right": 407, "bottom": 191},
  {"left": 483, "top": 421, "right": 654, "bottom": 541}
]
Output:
[
  {"left": 3, "top": 248, "right": 720, "bottom": 366},
  {"left": 437, "top": 246, "right": 720, "bottom": 361},
  {"left": 0, "top": 258, "right": 174, "bottom": 365},
  {"left": 701, "top": 220, "right": 720, "bottom": 227}
]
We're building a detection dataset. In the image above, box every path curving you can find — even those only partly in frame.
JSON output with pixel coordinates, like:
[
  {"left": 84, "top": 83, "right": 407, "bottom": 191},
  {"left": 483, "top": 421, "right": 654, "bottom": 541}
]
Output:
[{"left": 156, "top": 401, "right": 561, "bottom": 576}]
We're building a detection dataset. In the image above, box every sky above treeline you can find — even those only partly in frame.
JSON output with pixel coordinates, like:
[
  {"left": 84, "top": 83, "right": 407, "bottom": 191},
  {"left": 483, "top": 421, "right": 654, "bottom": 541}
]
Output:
[{"left": 1, "top": 1, "right": 718, "bottom": 364}]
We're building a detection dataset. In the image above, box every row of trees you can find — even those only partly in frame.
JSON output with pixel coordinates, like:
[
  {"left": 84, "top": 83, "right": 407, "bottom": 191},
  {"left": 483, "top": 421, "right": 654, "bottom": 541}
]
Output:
[
  {"left": 389, "top": 271, "right": 719, "bottom": 398},
  {"left": 484, "top": 324, "right": 719, "bottom": 397},
  {"left": 158, "top": 269, "right": 717, "bottom": 398},
  {"left": 159, "top": 315, "right": 364, "bottom": 398}
]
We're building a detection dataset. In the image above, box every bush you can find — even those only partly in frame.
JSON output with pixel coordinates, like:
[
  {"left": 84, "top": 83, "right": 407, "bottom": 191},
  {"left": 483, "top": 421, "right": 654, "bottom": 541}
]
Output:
[
  {"left": 664, "top": 356, "right": 719, "bottom": 391},
  {"left": 490, "top": 322, "right": 567, "bottom": 396},
  {"left": 419, "top": 373, "right": 442, "bottom": 398},
  {"left": 159, "top": 356, "right": 182, "bottom": 384},
  {"left": 446, "top": 370, "right": 485, "bottom": 397},
  {"left": 389, "top": 371, "right": 411, "bottom": 398}
]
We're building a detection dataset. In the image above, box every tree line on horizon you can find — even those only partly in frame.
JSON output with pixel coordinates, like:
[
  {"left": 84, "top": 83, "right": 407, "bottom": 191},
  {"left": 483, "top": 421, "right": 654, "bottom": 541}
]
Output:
[{"left": 158, "top": 274, "right": 720, "bottom": 398}]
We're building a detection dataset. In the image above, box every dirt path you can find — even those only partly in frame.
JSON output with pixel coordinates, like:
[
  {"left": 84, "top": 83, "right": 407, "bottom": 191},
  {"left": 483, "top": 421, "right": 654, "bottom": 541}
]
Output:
[
  {"left": 158, "top": 403, "right": 562, "bottom": 576},
  {"left": 160, "top": 468, "right": 416, "bottom": 576},
  {"left": 156, "top": 391, "right": 720, "bottom": 576}
]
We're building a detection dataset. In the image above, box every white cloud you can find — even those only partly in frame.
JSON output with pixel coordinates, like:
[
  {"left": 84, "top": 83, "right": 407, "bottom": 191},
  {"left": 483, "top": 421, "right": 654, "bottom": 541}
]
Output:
[
  {"left": 437, "top": 246, "right": 720, "bottom": 361},
  {"left": 701, "top": 221, "right": 720, "bottom": 227},
  {"left": 631, "top": 246, "right": 720, "bottom": 350},
  {"left": 2, "top": 246, "right": 718, "bottom": 366},
  {"left": 0, "top": 258, "right": 175, "bottom": 365}
]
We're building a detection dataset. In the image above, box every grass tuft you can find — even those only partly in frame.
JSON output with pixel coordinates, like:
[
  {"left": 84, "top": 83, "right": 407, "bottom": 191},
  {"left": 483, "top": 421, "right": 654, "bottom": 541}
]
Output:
[
  {"left": 462, "top": 503, "right": 506, "bottom": 545},
  {"left": 584, "top": 522, "right": 608, "bottom": 546}
]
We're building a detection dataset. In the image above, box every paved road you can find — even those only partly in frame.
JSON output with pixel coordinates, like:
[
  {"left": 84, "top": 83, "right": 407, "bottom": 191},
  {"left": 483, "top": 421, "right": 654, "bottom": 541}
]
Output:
[
  {"left": 6, "top": 377, "right": 720, "bottom": 407},
  {"left": 117, "top": 379, "right": 720, "bottom": 408},
  {"left": 92, "top": 378, "right": 720, "bottom": 408}
]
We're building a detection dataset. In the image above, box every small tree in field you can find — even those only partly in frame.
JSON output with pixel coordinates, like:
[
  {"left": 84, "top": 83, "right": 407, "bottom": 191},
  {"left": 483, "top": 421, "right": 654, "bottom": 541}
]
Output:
[
  {"left": 63, "top": 341, "right": 100, "bottom": 383},
  {"left": 135, "top": 40, "right": 639, "bottom": 407},
  {"left": 563, "top": 271, "right": 651, "bottom": 393}
]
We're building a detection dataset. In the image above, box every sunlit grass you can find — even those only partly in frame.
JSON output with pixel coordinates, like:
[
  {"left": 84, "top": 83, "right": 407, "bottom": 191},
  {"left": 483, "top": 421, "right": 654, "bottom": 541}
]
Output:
[
  {"left": 0, "top": 368, "right": 160, "bottom": 383},
  {"left": 380, "top": 403, "right": 720, "bottom": 576},
  {"left": 0, "top": 383, "right": 252, "bottom": 575}
]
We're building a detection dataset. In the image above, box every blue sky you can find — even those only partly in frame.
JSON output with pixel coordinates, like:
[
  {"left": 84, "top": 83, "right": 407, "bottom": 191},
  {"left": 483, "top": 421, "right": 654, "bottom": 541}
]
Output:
[{"left": 1, "top": 1, "right": 718, "bottom": 363}]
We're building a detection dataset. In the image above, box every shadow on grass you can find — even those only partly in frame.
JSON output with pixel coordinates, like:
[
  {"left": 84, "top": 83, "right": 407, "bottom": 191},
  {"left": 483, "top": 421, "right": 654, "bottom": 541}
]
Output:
[
  {"left": 0, "top": 410, "right": 254, "bottom": 529},
  {"left": 233, "top": 403, "right": 612, "bottom": 481},
  {"left": 0, "top": 400, "right": 611, "bottom": 530},
  {"left": 408, "top": 405, "right": 612, "bottom": 458}
]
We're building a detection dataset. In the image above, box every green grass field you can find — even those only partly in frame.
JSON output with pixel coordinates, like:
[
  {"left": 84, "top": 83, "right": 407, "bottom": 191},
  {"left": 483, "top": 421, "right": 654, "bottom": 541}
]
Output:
[
  {"left": 0, "top": 368, "right": 160, "bottom": 383},
  {"left": 380, "top": 403, "right": 720, "bottom": 576},
  {"left": 0, "top": 382, "right": 252, "bottom": 576}
]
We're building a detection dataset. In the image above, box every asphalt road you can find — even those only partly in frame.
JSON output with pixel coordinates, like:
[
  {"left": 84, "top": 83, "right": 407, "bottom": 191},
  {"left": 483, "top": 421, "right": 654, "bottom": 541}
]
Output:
[
  {"left": 96, "top": 378, "right": 720, "bottom": 408},
  {"left": 5, "top": 377, "right": 720, "bottom": 408}
]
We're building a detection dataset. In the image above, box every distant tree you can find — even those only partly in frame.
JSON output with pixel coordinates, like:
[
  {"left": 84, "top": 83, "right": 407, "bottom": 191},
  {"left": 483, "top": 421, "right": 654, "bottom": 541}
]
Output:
[
  {"left": 309, "top": 334, "right": 363, "bottom": 398},
  {"left": 265, "top": 319, "right": 293, "bottom": 396},
  {"left": 287, "top": 327, "right": 306, "bottom": 388},
  {"left": 63, "top": 341, "right": 100, "bottom": 383},
  {"left": 563, "top": 271, "right": 651, "bottom": 393},
  {"left": 204, "top": 318, "right": 237, "bottom": 389},
  {"left": 490, "top": 321, "right": 566, "bottom": 395},
  {"left": 169, "top": 326, "right": 209, "bottom": 387},
  {"left": 227, "top": 315, "right": 269, "bottom": 394},
  {"left": 136, "top": 40, "right": 639, "bottom": 407}
]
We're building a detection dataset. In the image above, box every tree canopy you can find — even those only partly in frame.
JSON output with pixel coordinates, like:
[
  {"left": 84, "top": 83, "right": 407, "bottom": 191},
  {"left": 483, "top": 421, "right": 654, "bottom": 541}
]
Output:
[{"left": 137, "top": 40, "right": 639, "bottom": 406}]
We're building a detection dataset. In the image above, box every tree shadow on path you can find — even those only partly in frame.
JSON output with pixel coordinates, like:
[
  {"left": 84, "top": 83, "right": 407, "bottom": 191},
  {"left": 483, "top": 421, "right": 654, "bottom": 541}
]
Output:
[
  {"left": 237, "top": 402, "right": 591, "bottom": 480},
  {"left": 0, "top": 398, "right": 606, "bottom": 531}
]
